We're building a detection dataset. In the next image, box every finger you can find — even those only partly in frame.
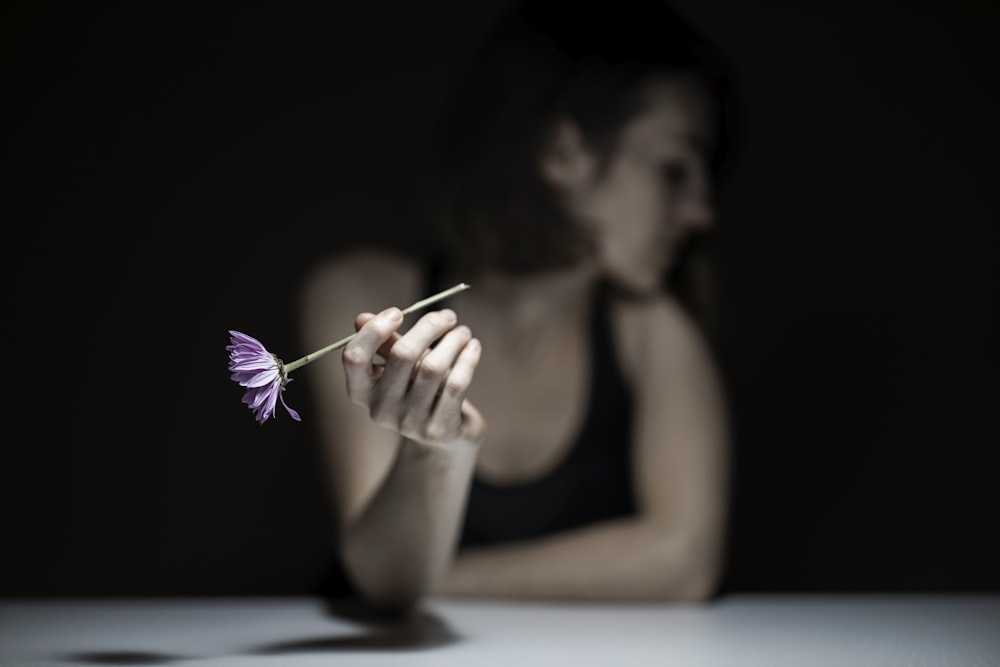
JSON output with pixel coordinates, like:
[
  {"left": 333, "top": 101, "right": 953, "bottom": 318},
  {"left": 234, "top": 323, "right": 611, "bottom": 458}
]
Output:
[
  {"left": 401, "top": 325, "right": 473, "bottom": 437},
  {"left": 370, "top": 309, "right": 458, "bottom": 422},
  {"left": 355, "top": 312, "right": 402, "bottom": 360},
  {"left": 342, "top": 307, "right": 403, "bottom": 406},
  {"left": 426, "top": 337, "right": 482, "bottom": 442}
]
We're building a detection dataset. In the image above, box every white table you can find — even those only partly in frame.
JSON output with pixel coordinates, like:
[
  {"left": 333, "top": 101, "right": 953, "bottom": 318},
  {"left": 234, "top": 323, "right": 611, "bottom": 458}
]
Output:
[{"left": 1, "top": 594, "right": 998, "bottom": 666}]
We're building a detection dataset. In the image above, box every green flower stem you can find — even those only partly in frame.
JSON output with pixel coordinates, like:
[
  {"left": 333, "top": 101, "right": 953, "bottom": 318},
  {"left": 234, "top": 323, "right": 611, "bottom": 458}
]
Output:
[{"left": 282, "top": 282, "right": 470, "bottom": 374}]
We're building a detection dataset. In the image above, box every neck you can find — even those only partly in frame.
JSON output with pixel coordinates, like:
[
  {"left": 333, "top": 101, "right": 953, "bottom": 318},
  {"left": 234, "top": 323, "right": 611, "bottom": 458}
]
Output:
[{"left": 447, "top": 263, "right": 600, "bottom": 334}]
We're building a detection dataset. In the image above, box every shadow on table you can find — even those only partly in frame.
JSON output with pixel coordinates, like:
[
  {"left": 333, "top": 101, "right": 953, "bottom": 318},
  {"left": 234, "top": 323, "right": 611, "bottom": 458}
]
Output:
[
  {"left": 54, "top": 651, "right": 191, "bottom": 665},
  {"left": 249, "top": 596, "right": 459, "bottom": 653},
  {"left": 55, "top": 597, "right": 458, "bottom": 664}
]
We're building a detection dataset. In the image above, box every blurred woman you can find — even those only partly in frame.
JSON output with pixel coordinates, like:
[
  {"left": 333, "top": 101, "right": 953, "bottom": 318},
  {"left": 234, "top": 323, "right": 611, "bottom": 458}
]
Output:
[{"left": 299, "top": 0, "right": 740, "bottom": 610}]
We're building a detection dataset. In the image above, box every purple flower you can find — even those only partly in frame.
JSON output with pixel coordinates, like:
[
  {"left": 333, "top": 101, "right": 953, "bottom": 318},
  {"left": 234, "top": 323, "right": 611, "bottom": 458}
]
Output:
[
  {"left": 227, "top": 330, "right": 301, "bottom": 424},
  {"left": 225, "top": 283, "right": 471, "bottom": 426}
]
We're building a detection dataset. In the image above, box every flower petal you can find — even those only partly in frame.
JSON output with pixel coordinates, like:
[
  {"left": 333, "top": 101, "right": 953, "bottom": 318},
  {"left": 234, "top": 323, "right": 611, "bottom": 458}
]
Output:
[
  {"left": 280, "top": 379, "right": 301, "bottom": 421},
  {"left": 228, "top": 329, "right": 301, "bottom": 425},
  {"left": 244, "top": 368, "right": 280, "bottom": 388}
]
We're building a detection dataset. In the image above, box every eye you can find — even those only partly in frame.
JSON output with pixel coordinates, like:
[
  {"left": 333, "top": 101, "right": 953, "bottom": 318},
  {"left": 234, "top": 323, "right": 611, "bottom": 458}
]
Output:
[{"left": 660, "top": 161, "right": 689, "bottom": 187}]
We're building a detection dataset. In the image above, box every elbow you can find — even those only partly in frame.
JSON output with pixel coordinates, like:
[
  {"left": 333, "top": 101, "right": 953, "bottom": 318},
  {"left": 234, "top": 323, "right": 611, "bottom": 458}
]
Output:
[
  {"left": 646, "top": 565, "right": 719, "bottom": 603},
  {"left": 341, "top": 542, "right": 436, "bottom": 614},
  {"left": 671, "top": 566, "right": 722, "bottom": 603},
  {"left": 644, "top": 533, "right": 725, "bottom": 603},
  {"left": 352, "top": 580, "right": 425, "bottom": 615},
  {"left": 673, "top": 543, "right": 724, "bottom": 603},
  {"left": 343, "top": 561, "right": 428, "bottom": 614}
]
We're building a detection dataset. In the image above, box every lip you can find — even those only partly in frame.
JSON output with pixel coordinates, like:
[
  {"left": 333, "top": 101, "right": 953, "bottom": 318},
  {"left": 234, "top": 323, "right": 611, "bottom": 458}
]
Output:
[
  {"left": 660, "top": 237, "right": 677, "bottom": 261},
  {"left": 640, "top": 244, "right": 671, "bottom": 276}
]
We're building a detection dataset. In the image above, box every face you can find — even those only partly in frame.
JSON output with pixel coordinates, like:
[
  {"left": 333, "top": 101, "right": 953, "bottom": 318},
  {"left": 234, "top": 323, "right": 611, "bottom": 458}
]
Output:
[{"left": 559, "top": 77, "right": 716, "bottom": 294}]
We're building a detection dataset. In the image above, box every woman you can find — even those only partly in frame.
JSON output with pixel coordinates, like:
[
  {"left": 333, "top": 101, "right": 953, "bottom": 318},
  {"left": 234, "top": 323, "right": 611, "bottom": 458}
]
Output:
[{"left": 299, "top": 0, "right": 738, "bottom": 609}]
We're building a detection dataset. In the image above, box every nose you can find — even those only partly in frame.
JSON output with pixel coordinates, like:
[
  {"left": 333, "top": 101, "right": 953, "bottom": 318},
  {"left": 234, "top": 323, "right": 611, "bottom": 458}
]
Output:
[
  {"left": 677, "top": 194, "right": 715, "bottom": 232},
  {"left": 674, "top": 164, "right": 715, "bottom": 232}
]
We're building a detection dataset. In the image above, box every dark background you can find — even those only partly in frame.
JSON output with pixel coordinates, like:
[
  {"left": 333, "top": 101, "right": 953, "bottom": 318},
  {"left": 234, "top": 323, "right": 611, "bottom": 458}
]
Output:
[{"left": 3, "top": 0, "right": 998, "bottom": 597}]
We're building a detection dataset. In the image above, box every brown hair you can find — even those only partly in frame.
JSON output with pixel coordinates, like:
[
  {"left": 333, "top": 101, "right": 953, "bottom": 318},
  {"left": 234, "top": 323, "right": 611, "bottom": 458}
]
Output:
[{"left": 422, "top": 0, "right": 740, "bottom": 302}]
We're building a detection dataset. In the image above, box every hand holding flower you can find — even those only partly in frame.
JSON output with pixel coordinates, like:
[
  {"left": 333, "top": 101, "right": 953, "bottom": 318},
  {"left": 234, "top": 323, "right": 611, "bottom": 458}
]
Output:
[
  {"left": 227, "top": 283, "right": 471, "bottom": 424},
  {"left": 343, "top": 306, "right": 485, "bottom": 447}
]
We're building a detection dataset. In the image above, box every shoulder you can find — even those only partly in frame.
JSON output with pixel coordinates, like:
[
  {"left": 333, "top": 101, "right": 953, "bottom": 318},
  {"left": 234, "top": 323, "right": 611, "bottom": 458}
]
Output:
[
  {"left": 611, "top": 291, "right": 717, "bottom": 388},
  {"left": 298, "top": 247, "right": 426, "bottom": 340}
]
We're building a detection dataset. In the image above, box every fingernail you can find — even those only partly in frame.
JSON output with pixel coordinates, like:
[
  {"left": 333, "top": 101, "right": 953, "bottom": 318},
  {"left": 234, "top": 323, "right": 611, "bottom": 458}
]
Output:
[{"left": 384, "top": 307, "right": 402, "bottom": 321}]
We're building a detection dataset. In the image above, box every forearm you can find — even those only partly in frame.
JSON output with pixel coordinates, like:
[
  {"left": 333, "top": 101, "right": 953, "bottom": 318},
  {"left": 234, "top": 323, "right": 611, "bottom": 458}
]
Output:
[
  {"left": 341, "top": 436, "right": 479, "bottom": 610},
  {"left": 435, "top": 517, "right": 722, "bottom": 602}
]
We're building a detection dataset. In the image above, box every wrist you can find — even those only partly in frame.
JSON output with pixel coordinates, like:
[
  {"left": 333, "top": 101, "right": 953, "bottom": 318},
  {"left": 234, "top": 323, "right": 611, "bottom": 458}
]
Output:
[{"left": 399, "top": 433, "right": 481, "bottom": 471}]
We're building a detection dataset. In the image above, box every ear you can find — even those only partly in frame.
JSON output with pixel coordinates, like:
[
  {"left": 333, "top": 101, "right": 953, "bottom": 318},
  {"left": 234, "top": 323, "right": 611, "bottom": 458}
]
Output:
[{"left": 539, "top": 118, "right": 595, "bottom": 190}]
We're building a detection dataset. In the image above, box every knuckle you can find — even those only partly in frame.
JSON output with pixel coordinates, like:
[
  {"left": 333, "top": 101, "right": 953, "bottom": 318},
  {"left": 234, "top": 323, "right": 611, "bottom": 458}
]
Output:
[
  {"left": 342, "top": 346, "right": 367, "bottom": 367},
  {"left": 417, "top": 356, "right": 447, "bottom": 379},
  {"left": 424, "top": 311, "right": 454, "bottom": 328},
  {"left": 423, "top": 422, "right": 449, "bottom": 442},
  {"left": 388, "top": 340, "right": 420, "bottom": 364},
  {"left": 399, "top": 414, "right": 420, "bottom": 438},
  {"left": 368, "top": 314, "right": 396, "bottom": 334},
  {"left": 368, "top": 402, "right": 396, "bottom": 429},
  {"left": 443, "top": 374, "right": 470, "bottom": 399},
  {"left": 373, "top": 414, "right": 397, "bottom": 430}
]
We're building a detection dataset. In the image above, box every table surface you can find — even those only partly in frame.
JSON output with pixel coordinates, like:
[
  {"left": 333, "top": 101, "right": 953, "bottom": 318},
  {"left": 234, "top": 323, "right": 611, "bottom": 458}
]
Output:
[{"left": 1, "top": 594, "right": 998, "bottom": 666}]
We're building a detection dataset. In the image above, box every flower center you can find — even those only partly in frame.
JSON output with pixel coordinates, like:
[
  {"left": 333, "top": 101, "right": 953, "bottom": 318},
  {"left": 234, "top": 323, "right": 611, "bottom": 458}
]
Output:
[{"left": 272, "top": 353, "right": 289, "bottom": 389}]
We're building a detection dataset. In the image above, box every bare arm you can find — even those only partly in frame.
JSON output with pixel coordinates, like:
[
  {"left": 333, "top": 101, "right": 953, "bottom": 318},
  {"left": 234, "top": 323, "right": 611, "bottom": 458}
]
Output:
[
  {"left": 300, "top": 249, "right": 485, "bottom": 611},
  {"left": 434, "top": 295, "right": 729, "bottom": 601}
]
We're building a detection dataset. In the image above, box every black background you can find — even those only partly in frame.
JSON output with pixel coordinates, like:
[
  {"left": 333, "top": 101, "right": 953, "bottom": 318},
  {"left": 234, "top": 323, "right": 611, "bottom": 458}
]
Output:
[{"left": 3, "top": 0, "right": 998, "bottom": 596}]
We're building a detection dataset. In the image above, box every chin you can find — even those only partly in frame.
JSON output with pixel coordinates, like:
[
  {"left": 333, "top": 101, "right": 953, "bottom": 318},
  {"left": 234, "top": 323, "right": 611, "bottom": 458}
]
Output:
[{"left": 608, "top": 271, "right": 663, "bottom": 299}]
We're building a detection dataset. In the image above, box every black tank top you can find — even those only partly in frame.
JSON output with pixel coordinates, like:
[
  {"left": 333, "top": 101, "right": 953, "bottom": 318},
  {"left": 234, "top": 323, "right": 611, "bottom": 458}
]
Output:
[
  {"left": 316, "top": 268, "right": 637, "bottom": 596},
  {"left": 457, "top": 276, "right": 637, "bottom": 546}
]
